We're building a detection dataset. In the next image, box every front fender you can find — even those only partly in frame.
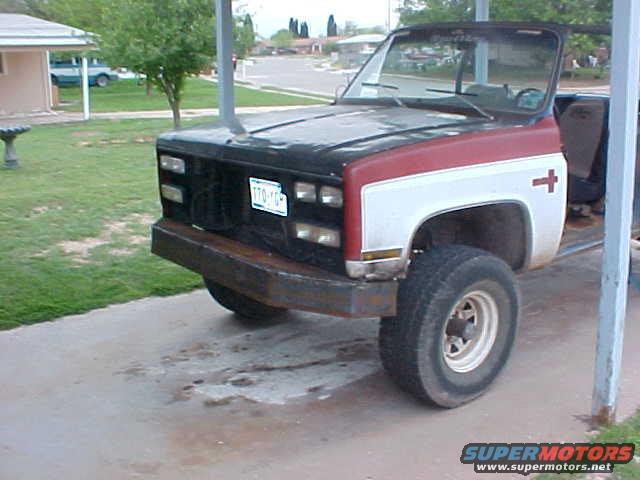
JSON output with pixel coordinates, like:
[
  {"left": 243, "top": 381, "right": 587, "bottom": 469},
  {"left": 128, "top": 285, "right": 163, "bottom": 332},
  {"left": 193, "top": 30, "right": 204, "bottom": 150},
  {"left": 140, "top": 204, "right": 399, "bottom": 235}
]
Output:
[{"left": 359, "top": 153, "right": 567, "bottom": 271}]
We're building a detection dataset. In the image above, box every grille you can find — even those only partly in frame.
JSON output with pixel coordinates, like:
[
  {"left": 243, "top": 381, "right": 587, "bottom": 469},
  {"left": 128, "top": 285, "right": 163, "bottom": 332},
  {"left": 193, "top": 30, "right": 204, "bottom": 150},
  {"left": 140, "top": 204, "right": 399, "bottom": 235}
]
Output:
[
  {"left": 159, "top": 154, "right": 345, "bottom": 274},
  {"left": 190, "top": 166, "right": 242, "bottom": 231}
]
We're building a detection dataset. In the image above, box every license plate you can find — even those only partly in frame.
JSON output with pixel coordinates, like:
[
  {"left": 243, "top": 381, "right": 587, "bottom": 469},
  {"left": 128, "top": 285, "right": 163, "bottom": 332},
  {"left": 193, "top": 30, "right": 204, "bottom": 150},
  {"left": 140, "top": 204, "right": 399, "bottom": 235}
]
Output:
[{"left": 249, "top": 177, "right": 288, "bottom": 217}]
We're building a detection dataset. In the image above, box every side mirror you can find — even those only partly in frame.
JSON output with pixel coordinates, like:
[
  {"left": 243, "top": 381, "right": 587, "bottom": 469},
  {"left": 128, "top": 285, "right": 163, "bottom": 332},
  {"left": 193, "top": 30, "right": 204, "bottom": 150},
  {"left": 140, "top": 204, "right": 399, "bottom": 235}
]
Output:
[{"left": 334, "top": 84, "right": 347, "bottom": 100}]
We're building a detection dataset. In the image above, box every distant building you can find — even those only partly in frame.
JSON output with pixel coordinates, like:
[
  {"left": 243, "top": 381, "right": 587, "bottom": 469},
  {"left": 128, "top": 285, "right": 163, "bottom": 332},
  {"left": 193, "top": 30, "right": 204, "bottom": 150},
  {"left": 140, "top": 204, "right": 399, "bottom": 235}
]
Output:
[
  {"left": 0, "top": 14, "right": 93, "bottom": 117},
  {"left": 253, "top": 36, "right": 346, "bottom": 56},
  {"left": 337, "top": 34, "right": 386, "bottom": 68}
]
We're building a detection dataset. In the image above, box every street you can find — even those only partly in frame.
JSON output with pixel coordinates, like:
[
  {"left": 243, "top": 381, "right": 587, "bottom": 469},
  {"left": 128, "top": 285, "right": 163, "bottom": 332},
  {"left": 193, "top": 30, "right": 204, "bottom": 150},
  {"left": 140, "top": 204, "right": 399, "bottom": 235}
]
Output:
[
  {"left": 241, "top": 55, "right": 355, "bottom": 97},
  {"left": 2, "top": 250, "right": 640, "bottom": 479}
]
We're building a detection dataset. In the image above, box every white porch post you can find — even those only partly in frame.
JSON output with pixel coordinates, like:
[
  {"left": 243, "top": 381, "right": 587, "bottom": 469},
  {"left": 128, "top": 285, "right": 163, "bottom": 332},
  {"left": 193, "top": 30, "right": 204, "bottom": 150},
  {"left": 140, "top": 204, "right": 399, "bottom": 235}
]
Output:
[
  {"left": 474, "top": 0, "right": 489, "bottom": 84},
  {"left": 592, "top": 0, "right": 640, "bottom": 425},
  {"left": 215, "top": 0, "right": 244, "bottom": 133},
  {"left": 46, "top": 51, "right": 53, "bottom": 109},
  {"left": 81, "top": 55, "right": 90, "bottom": 120}
]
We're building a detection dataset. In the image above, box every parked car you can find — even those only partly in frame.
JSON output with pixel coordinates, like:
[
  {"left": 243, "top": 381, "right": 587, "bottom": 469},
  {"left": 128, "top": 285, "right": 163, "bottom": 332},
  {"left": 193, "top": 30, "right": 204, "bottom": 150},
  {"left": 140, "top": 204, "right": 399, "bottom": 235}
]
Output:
[
  {"left": 49, "top": 59, "right": 119, "bottom": 87},
  {"left": 151, "top": 22, "right": 623, "bottom": 407}
]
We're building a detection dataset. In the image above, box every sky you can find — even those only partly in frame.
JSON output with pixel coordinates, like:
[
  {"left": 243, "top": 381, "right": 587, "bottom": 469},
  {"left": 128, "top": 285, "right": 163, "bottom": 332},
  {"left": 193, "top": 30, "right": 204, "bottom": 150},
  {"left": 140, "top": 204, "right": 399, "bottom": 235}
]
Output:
[{"left": 236, "top": 0, "right": 402, "bottom": 39}]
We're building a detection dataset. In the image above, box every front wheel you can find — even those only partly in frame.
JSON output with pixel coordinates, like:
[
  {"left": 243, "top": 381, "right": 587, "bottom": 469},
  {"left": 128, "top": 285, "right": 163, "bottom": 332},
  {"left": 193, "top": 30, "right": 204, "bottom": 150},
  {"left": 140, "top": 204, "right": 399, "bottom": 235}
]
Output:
[
  {"left": 203, "top": 278, "right": 287, "bottom": 323},
  {"left": 379, "top": 245, "right": 519, "bottom": 408}
]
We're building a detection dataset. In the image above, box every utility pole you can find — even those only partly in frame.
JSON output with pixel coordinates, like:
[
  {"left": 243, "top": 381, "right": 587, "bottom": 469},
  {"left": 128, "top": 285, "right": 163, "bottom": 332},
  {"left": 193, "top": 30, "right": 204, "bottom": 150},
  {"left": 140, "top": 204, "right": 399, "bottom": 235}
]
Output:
[{"left": 215, "top": 0, "right": 245, "bottom": 133}]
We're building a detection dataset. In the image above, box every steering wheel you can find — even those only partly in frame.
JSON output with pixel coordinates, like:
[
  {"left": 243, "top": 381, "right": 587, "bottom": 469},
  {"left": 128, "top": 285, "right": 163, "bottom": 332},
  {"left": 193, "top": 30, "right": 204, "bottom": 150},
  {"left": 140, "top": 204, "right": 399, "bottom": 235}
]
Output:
[{"left": 515, "top": 88, "right": 545, "bottom": 108}]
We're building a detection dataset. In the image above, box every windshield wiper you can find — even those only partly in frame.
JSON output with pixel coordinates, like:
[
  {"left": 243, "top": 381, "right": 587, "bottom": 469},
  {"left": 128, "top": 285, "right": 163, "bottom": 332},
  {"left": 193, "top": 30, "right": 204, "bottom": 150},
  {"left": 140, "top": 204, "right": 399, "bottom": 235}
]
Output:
[
  {"left": 362, "top": 82, "right": 406, "bottom": 108},
  {"left": 424, "top": 88, "right": 494, "bottom": 120}
]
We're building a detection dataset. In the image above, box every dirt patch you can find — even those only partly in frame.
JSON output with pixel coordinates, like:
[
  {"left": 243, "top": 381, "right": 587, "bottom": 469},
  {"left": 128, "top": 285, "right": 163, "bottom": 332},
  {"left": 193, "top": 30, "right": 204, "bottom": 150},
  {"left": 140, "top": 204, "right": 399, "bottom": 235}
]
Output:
[
  {"left": 129, "top": 236, "right": 148, "bottom": 246},
  {"left": 52, "top": 213, "right": 153, "bottom": 263},
  {"left": 71, "top": 130, "right": 101, "bottom": 138},
  {"left": 133, "top": 136, "right": 155, "bottom": 144},
  {"left": 103, "top": 220, "right": 129, "bottom": 235},
  {"left": 31, "top": 206, "right": 49, "bottom": 215},
  {"left": 128, "top": 213, "right": 155, "bottom": 227},
  {"left": 60, "top": 238, "right": 109, "bottom": 259},
  {"left": 30, "top": 205, "right": 62, "bottom": 217},
  {"left": 108, "top": 248, "right": 134, "bottom": 257},
  {"left": 74, "top": 136, "right": 155, "bottom": 147}
]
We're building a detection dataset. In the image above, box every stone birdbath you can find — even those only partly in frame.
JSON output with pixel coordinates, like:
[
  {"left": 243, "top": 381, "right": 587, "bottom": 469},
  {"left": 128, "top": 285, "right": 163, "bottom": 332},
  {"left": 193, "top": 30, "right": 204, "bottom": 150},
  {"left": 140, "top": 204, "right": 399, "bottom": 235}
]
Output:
[{"left": 1, "top": 125, "right": 31, "bottom": 169}]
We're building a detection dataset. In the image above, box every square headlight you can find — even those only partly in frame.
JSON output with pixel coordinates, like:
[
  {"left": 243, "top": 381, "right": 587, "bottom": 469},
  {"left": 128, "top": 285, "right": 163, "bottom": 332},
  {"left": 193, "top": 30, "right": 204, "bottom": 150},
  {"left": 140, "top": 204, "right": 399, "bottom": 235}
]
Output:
[
  {"left": 159, "top": 155, "right": 186, "bottom": 174},
  {"left": 294, "top": 182, "right": 316, "bottom": 202},
  {"left": 319, "top": 186, "right": 343, "bottom": 208},
  {"left": 293, "top": 222, "right": 341, "bottom": 248},
  {"left": 161, "top": 184, "right": 184, "bottom": 204}
]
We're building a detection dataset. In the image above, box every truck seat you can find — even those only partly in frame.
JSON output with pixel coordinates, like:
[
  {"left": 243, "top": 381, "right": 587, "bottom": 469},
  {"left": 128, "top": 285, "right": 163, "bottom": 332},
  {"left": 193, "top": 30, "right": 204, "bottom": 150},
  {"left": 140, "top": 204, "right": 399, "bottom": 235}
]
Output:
[{"left": 558, "top": 98, "right": 607, "bottom": 203}]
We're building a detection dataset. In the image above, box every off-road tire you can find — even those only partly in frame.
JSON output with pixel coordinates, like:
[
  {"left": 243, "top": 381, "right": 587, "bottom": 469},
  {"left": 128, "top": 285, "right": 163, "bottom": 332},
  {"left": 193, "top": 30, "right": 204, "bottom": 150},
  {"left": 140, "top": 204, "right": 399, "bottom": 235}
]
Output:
[
  {"left": 379, "top": 245, "right": 519, "bottom": 408},
  {"left": 203, "top": 278, "right": 287, "bottom": 322}
]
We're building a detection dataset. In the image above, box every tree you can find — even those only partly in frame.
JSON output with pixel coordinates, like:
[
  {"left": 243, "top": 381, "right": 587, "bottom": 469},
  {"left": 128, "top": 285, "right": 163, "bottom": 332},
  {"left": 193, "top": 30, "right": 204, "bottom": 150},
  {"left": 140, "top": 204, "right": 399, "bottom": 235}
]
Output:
[
  {"left": 358, "top": 25, "right": 386, "bottom": 35},
  {"left": 289, "top": 17, "right": 300, "bottom": 37},
  {"left": 271, "top": 29, "right": 293, "bottom": 49},
  {"left": 341, "top": 20, "right": 359, "bottom": 36},
  {"left": 399, "top": 0, "right": 472, "bottom": 24},
  {"left": 235, "top": 13, "right": 256, "bottom": 57},
  {"left": 244, "top": 13, "right": 253, "bottom": 32},
  {"left": 0, "top": 0, "right": 32, "bottom": 14},
  {"left": 292, "top": 18, "right": 299, "bottom": 38},
  {"left": 399, "top": 0, "right": 612, "bottom": 25},
  {"left": 398, "top": 0, "right": 613, "bottom": 57},
  {"left": 99, "top": 0, "right": 215, "bottom": 129},
  {"left": 299, "top": 21, "right": 309, "bottom": 39},
  {"left": 327, "top": 14, "right": 338, "bottom": 37},
  {"left": 0, "top": 0, "right": 107, "bottom": 32}
]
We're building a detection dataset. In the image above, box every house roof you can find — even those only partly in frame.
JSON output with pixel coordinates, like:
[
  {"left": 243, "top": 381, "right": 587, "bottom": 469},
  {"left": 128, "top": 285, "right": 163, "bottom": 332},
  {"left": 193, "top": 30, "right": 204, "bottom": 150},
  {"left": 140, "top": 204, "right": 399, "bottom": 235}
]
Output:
[
  {"left": 257, "top": 36, "right": 347, "bottom": 48},
  {"left": 337, "top": 34, "right": 387, "bottom": 46},
  {"left": 0, "top": 14, "right": 94, "bottom": 50}
]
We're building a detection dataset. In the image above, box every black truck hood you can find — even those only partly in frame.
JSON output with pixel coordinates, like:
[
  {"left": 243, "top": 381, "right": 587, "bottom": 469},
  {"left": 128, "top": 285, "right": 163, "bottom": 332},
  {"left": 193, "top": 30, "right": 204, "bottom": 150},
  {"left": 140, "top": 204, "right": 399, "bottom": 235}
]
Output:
[{"left": 157, "top": 104, "right": 495, "bottom": 178}]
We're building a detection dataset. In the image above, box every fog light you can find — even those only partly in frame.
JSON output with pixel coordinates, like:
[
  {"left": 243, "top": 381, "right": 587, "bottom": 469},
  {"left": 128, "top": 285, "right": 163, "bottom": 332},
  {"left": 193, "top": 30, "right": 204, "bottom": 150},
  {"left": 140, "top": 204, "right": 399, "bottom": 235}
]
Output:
[
  {"left": 319, "top": 186, "right": 343, "bottom": 208},
  {"left": 294, "top": 182, "right": 316, "bottom": 202},
  {"left": 159, "top": 155, "right": 186, "bottom": 174},
  {"left": 293, "top": 223, "right": 341, "bottom": 248},
  {"left": 161, "top": 184, "right": 184, "bottom": 204}
]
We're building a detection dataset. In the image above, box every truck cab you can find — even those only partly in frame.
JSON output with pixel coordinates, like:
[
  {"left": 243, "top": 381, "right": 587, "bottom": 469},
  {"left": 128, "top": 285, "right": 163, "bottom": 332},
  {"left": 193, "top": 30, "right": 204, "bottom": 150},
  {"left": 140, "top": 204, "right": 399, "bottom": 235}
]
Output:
[{"left": 152, "top": 22, "right": 625, "bottom": 407}]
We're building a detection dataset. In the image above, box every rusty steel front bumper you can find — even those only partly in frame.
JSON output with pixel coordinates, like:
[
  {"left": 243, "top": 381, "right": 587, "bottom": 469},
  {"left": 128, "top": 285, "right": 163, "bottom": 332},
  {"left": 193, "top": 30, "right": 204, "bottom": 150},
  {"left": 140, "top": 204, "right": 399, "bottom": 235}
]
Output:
[{"left": 151, "top": 219, "right": 398, "bottom": 318}]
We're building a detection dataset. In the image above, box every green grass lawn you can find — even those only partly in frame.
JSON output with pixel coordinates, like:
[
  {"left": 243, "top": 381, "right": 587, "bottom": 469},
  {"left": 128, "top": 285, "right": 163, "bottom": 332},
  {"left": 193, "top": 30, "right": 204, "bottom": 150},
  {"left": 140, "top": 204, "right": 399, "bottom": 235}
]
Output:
[
  {"left": 0, "top": 117, "right": 209, "bottom": 330},
  {"left": 537, "top": 409, "right": 640, "bottom": 479},
  {"left": 57, "top": 77, "right": 323, "bottom": 113}
]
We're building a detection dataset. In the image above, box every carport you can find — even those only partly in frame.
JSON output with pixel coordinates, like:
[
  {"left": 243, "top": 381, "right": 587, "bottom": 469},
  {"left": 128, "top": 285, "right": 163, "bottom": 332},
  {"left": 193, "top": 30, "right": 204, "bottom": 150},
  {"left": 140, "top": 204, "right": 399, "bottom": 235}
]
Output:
[
  {"left": 212, "top": 0, "right": 640, "bottom": 425},
  {"left": 0, "top": 14, "right": 94, "bottom": 120}
]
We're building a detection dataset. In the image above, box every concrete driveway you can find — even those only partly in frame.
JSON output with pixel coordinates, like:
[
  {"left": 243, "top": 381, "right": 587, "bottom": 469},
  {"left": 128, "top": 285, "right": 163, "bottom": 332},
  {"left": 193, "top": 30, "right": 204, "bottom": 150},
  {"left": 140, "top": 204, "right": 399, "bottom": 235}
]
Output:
[{"left": 2, "top": 250, "right": 640, "bottom": 480}]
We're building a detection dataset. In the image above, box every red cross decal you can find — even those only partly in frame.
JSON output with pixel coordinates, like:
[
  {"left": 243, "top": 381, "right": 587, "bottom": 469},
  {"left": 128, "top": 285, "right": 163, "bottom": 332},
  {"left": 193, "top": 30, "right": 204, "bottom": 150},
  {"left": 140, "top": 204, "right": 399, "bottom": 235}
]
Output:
[{"left": 532, "top": 169, "right": 558, "bottom": 193}]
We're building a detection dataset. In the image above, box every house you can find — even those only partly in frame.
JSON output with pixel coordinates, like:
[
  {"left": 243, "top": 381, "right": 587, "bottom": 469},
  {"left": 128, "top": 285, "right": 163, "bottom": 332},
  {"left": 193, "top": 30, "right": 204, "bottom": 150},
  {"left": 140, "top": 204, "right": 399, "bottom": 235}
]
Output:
[
  {"left": 0, "top": 14, "right": 94, "bottom": 117},
  {"left": 337, "top": 34, "right": 386, "bottom": 68},
  {"left": 290, "top": 37, "right": 338, "bottom": 55},
  {"left": 253, "top": 36, "right": 346, "bottom": 56}
]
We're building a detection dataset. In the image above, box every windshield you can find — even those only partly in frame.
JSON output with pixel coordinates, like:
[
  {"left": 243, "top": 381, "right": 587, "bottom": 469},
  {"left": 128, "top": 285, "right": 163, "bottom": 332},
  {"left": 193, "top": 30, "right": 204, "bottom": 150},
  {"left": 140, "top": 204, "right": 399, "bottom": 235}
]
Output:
[{"left": 341, "top": 26, "right": 561, "bottom": 116}]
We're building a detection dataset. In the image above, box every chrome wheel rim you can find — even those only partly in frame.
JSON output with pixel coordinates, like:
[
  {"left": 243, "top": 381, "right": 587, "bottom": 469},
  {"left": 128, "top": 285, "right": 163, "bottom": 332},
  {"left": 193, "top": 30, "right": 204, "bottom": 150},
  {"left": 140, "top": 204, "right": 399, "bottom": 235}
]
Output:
[{"left": 442, "top": 290, "right": 499, "bottom": 373}]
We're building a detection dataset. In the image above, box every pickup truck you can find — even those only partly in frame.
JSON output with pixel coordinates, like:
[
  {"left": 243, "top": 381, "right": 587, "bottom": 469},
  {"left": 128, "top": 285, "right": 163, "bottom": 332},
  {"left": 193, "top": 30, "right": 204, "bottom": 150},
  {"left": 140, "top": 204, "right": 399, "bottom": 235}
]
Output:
[{"left": 152, "top": 22, "right": 630, "bottom": 407}]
